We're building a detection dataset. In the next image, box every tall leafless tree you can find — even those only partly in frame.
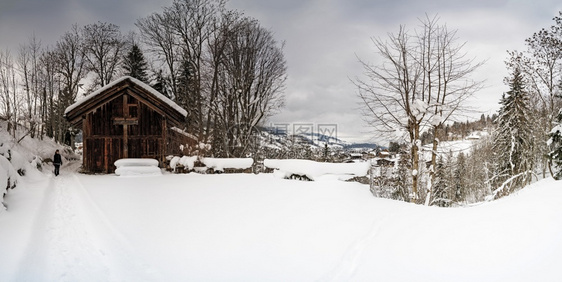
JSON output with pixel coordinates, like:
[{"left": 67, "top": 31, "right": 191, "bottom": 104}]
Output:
[
  {"left": 54, "top": 24, "right": 87, "bottom": 143},
  {"left": 137, "top": 9, "right": 181, "bottom": 98},
  {"left": 82, "top": 21, "right": 126, "bottom": 87},
  {"left": 17, "top": 35, "right": 43, "bottom": 139},
  {"left": 216, "top": 17, "right": 286, "bottom": 157},
  {"left": 354, "top": 15, "right": 483, "bottom": 203},
  {"left": 0, "top": 49, "right": 18, "bottom": 136}
]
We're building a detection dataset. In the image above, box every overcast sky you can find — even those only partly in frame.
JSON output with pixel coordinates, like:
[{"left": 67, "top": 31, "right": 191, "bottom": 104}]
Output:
[{"left": 1, "top": 0, "right": 562, "bottom": 143}]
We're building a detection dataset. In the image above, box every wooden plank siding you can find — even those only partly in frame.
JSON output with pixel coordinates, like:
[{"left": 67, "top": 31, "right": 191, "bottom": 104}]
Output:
[{"left": 65, "top": 77, "right": 194, "bottom": 174}]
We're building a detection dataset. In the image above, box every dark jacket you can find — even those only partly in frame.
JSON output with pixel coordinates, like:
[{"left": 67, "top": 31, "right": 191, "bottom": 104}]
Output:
[{"left": 53, "top": 153, "right": 62, "bottom": 165}]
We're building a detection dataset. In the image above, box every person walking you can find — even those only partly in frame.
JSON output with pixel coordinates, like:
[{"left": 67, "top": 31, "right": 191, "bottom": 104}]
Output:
[{"left": 53, "top": 149, "right": 62, "bottom": 176}]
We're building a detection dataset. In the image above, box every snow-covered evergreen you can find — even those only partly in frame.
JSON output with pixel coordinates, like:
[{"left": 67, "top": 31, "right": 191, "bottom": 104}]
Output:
[
  {"left": 492, "top": 67, "right": 534, "bottom": 198},
  {"left": 122, "top": 44, "right": 149, "bottom": 83},
  {"left": 430, "top": 155, "right": 452, "bottom": 207}
]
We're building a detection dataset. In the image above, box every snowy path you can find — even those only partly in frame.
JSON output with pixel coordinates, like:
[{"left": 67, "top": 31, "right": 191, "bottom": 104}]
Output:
[
  {"left": 13, "top": 171, "right": 155, "bottom": 282},
  {"left": 322, "top": 215, "right": 390, "bottom": 281}
]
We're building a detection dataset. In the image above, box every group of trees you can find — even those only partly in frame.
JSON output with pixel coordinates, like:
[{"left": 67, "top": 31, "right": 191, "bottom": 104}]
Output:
[
  {"left": 419, "top": 114, "right": 495, "bottom": 145},
  {"left": 359, "top": 13, "right": 562, "bottom": 205},
  {"left": 0, "top": 0, "right": 286, "bottom": 158},
  {"left": 0, "top": 22, "right": 126, "bottom": 144},
  {"left": 136, "top": 0, "right": 286, "bottom": 157}
]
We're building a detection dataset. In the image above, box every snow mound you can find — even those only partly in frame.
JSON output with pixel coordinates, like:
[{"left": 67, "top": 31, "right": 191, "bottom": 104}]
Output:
[
  {"left": 264, "top": 159, "right": 370, "bottom": 180},
  {"left": 114, "top": 158, "right": 161, "bottom": 176},
  {"left": 201, "top": 158, "right": 253, "bottom": 172},
  {"left": 115, "top": 166, "right": 162, "bottom": 176},
  {"left": 114, "top": 158, "right": 160, "bottom": 168},
  {"left": 170, "top": 156, "right": 198, "bottom": 171}
]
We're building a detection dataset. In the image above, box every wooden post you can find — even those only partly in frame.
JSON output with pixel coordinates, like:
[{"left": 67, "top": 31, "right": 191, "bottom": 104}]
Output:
[
  {"left": 83, "top": 114, "right": 89, "bottom": 171},
  {"left": 123, "top": 95, "right": 129, "bottom": 159},
  {"left": 104, "top": 137, "right": 109, "bottom": 173},
  {"left": 161, "top": 117, "right": 167, "bottom": 166}
]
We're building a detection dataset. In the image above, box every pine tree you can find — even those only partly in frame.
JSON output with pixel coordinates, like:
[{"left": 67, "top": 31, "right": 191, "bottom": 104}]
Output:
[
  {"left": 453, "top": 152, "right": 466, "bottom": 203},
  {"left": 431, "top": 155, "right": 451, "bottom": 207},
  {"left": 391, "top": 152, "right": 410, "bottom": 202},
  {"left": 151, "top": 69, "right": 170, "bottom": 98},
  {"left": 548, "top": 109, "right": 562, "bottom": 180},
  {"left": 122, "top": 44, "right": 149, "bottom": 83},
  {"left": 492, "top": 67, "right": 534, "bottom": 198}
]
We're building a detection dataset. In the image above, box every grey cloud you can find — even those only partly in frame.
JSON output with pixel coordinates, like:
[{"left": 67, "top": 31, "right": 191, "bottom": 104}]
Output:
[{"left": 1, "top": 0, "right": 561, "bottom": 142}]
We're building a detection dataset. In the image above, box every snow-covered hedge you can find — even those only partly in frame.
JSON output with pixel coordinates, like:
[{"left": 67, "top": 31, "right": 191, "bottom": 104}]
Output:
[
  {"left": 168, "top": 156, "right": 253, "bottom": 173},
  {"left": 0, "top": 144, "right": 30, "bottom": 176},
  {"left": 264, "top": 159, "right": 370, "bottom": 180},
  {"left": 201, "top": 158, "right": 253, "bottom": 172}
]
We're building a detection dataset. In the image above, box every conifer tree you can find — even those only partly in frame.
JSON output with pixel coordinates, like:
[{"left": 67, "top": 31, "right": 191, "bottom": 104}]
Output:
[
  {"left": 548, "top": 109, "right": 562, "bottom": 180},
  {"left": 431, "top": 155, "right": 451, "bottom": 207},
  {"left": 123, "top": 44, "right": 149, "bottom": 83},
  {"left": 391, "top": 152, "right": 411, "bottom": 202},
  {"left": 151, "top": 69, "right": 170, "bottom": 98},
  {"left": 453, "top": 152, "right": 466, "bottom": 203},
  {"left": 492, "top": 67, "right": 534, "bottom": 198}
]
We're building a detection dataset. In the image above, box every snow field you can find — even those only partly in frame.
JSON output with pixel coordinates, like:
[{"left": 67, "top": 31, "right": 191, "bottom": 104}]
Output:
[{"left": 1, "top": 165, "right": 562, "bottom": 281}]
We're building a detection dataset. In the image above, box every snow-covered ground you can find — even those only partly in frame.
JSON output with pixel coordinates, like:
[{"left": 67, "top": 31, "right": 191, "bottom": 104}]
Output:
[{"left": 1, "top": 163, "right": 561, "bottom": 281}]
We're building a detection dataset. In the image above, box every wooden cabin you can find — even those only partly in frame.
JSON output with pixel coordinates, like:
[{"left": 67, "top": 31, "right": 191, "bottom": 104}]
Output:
[{"left": 65, "top": 76, "right": 197, "bottom": 173}]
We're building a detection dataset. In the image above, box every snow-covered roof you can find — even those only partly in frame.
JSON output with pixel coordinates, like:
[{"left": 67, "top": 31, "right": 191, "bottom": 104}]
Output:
[{"left": 64, "top": 76, "right": 187, "bottom": 117}]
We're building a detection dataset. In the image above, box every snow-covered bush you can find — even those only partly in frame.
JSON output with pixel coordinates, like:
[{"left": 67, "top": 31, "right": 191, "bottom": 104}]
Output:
[
  {"left": 0, "top": 155, "right": 18, "bottom": 212},
  {"left": 201, "top": 158, "right": 253, "bottom": 173},
  {"left": 0, "top": 144, "right": 29, "bottom": 176},
  {"left": 170, "top": 156, "right": 198, "bottom": 172},
  {"left": 31, "top": 156, "right": 43, "bottom": 171}
]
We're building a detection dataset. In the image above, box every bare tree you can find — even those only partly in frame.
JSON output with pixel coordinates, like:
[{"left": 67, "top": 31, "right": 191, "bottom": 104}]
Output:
[
  {"left": 416, "top": 16, "right": 484, "bottom": 205},
  {"left": 38, "top": 49, "right": 61, "bottom": 139},
  {"left": 169, "top": 0, "right": 224, "bottom": 139},
  {"left": 54, "top": 25, "right": 87, "bottom": 143},
  {"left": 17, "top": 35, "right": 43, "bottom": 139},
  {"left": 354, "top": 15, "right": 483, "bottom": 203},
  {"left": 137, "top": 9, "right": 181, "bottom": 97},
  {"left": 216, "top": 17, "right": 286, "bottom": 157},
  {"left": 0, "top": 49, "right": 18, "bottom": 136},
  {"left": 82, "top": 21, "right": 126, "bottom": 87}
]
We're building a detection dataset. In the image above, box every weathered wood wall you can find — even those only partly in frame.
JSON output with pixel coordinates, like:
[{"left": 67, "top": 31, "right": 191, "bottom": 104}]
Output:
[{"left": 82, "top": 94, "right": 167, "bottom": 173}]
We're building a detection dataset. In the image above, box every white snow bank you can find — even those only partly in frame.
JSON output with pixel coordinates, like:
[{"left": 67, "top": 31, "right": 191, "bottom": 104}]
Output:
[
  {"left": 114, "top": 158, "right": 161, "bottom": 176},
  {"left": 114, "top": 158, "right": 159, "bottom": 168},
  {"left": 114, "top": 166, "right": 162, "bottom": 176},
  {"left": 201, "top": 157, "right": 253, "bottom": 172},
  {"left": 264, "top": 159, "right": 370, "bottom": 180}
]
